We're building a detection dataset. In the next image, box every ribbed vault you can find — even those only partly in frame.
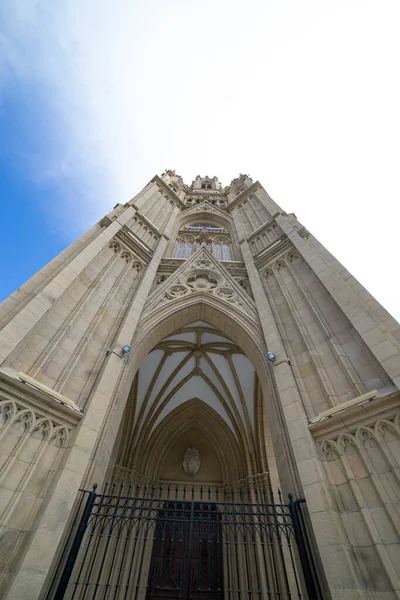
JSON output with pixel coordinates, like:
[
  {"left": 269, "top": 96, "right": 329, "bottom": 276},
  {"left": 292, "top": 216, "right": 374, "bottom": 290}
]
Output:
[{"left": 116, "top": 321, "right": 266, "bottom": 483}]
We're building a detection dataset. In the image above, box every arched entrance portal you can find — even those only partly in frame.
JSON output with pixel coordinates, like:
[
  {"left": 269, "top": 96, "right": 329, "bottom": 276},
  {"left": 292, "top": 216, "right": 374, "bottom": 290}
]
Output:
[
  {"left": 48, "top": 307, "right": 318, "bottom": 599},
  {"left": 112, "top": 321, "right": 265, "bottom": 487}
]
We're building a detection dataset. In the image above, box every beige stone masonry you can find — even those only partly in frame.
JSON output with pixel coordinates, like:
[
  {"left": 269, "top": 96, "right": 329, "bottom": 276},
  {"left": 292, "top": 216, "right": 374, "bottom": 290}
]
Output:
[
  {"left": 0, "top": 210, "right": 136, "bottom": 363},
  {"left": 5, "top": 209, "right": 178, "bottom": 600},
  {"left": 1, "top": 173, "right": 400, "bottom": 600},
  {"left": 274, "top": 215, "right": 400, "bottom": 390},
  {"left": 240, "top": 238, "right": 367, "bottom": 599}
]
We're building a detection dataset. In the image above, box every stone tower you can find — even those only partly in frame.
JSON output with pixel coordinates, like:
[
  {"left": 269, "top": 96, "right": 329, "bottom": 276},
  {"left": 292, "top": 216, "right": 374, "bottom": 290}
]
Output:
[{"left": 0, "top": 170, "right": 400, "bottom": 599}]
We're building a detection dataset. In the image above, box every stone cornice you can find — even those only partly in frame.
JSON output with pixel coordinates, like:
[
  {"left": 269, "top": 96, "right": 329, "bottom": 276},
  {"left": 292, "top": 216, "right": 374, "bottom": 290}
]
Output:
[
  {"left": 308, "top": 388, "right": 400, "bottom": 441},
  {"left": 151, "top": 175, "right": 186, "bottom": 209},
  {"left": 129, "top": 204, "right": 162, "bottom": 237},
  {"left": 227, "top": 181, "right": 262, "bottom": 212},
  {"left": 178, "top": 200, "right": 233, "bottom": 222},
  {"left": 247, "top": 219, "right": 275, "bottom": 241},
  {"left": 117, "top": 226, "right": 153, "bottom": 263},
  {"left": 251, "top": 235, "right": 292, "bottom": 271},
  {"left": 0, "top": 370, "right": 83, "bottom": 429}
]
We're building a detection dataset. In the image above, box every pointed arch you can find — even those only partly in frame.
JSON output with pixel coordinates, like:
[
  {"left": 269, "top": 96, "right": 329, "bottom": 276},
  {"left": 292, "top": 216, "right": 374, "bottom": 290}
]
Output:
[
  {"left": 136, "top": 399, "right": 247, "bottom": 483},
  {"left": 103, "top": 296, "right": 285, "bottom": 492}
]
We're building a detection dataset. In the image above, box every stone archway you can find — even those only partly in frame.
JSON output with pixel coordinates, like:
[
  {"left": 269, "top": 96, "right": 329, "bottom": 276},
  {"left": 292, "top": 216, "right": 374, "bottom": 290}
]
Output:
[
  {"left": 84, "top": 295, "right": 300, "bottom": 499},
  {"left": 109, "top": 317, "right": 273, "bottom": 489}
]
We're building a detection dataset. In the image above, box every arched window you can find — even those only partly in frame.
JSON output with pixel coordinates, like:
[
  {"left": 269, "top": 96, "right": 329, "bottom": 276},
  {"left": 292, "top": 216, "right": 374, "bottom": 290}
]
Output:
[
  {"left": 213, "top": 237, "right": 231, "bottom": 261},
  {"left": 184, "top": 242, "right": 193, "bottom": 258},
  {"left": 176, "top": 242, "right": 184, "bottom": 258},
  {"left": 222, "top": 244, "right": 230, "bottom": 260},
  {"left": 176, "top": 236, "right": 195, "bottom": 259}
]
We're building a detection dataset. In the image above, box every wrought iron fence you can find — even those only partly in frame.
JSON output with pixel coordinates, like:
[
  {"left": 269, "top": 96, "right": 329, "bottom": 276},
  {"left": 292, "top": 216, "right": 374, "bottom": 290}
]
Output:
[{"left": 47, "top": 483, "right": 321, "bottom": 600}]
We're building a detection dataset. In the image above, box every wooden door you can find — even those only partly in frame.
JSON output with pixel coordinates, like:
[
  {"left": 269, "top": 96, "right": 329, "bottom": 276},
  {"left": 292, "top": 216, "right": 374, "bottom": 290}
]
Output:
[{"left": 146, "top": 502, "right": 222, "bottom": 600}]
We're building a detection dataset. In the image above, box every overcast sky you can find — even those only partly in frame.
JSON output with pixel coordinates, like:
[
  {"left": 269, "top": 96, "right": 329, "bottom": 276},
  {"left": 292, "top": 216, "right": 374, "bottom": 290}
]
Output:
[{"left": 1, "top": 0, "right": 399, "bottom": 321}]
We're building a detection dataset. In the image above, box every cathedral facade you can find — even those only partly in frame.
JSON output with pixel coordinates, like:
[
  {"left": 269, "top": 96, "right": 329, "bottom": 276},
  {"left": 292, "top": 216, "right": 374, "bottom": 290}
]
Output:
[{"left": 0, "top": 171, "right": 399, "bottom": 599}]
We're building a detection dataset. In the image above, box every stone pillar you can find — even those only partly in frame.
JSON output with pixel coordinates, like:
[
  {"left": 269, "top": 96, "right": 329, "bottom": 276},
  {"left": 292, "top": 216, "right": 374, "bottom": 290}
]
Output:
[
  {"left": 5, "top": 207, "right": 179, "bottom": 600},
  {"left": 275, "top": 215, "right": 400, "bottom": 390},
  {"left": 241, "top": 238, "right": 357, "bottom": 599}
]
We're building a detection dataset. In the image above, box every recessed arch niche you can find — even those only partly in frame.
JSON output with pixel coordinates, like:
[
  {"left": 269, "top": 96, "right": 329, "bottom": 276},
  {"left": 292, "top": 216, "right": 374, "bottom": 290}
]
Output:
[{"left": 110, "top": 319, "right": 277, "bottom": 489}]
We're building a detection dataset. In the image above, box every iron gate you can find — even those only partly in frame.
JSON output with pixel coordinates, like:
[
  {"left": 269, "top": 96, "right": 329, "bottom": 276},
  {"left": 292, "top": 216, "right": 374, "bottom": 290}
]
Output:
[{"left": 47, "top": 483, "right": 321, "bottom": 600}]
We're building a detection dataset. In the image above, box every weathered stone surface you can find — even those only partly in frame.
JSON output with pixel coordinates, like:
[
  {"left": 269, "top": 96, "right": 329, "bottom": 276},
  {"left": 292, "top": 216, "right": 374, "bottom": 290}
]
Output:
[{"left": 0, "top": 172, "right": 399, "bottom": 599}]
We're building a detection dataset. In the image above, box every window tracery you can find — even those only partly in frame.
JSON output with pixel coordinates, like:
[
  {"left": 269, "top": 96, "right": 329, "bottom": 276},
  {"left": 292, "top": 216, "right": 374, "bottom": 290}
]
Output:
[
  {"left": 175, "top": 235, "right": 195, "bottom": 258},
  {"left": 175, "top": 231, "right": 231, "bottom": 261}
]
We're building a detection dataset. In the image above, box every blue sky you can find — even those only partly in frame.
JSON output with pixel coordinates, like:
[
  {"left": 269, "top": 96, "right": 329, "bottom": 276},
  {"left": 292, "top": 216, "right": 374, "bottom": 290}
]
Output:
[{"left": 1, "top": 0, "right": 400, "bottom": 320}]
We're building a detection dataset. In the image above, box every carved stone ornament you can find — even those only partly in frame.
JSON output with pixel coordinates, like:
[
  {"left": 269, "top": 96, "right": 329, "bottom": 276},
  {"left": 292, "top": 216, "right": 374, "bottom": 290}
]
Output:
[
  {"left": 182, "top": 446, "right": 201, "bottom": 475},
  {"left": 166, "top": 284, "right": 189, "bottom": 299},
  {"left": 142, "top": 248, "right": 259, "bottom": 323},
  {"left": 186, "top": 273, "right": 218, "bottom": 291}
]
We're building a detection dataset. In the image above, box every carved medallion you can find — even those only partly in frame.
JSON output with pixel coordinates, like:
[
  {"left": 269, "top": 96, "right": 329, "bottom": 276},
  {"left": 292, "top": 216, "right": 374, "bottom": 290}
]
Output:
[
  {"left": 182, "top": 446, "right": 201, "bottom": 475},
  {"left": 186, "top": 273, "right": 218, "bottom": 291}
]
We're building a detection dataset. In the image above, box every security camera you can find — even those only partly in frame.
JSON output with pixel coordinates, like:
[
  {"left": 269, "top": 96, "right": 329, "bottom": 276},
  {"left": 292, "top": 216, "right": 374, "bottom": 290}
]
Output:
[
  {"left": 266, "top": 351, "right": 276, "bottom": 362},
  {"left": 121, "top": 344, "right": 132, "bottom": 355}
]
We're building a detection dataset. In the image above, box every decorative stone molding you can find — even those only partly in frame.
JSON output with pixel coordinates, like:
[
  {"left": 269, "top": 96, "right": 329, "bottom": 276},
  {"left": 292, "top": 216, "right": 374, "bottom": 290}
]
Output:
[
  {"left": 254, "top": 236, "right": 292, "bottom": 271},
  {"left": 109, "top": 234, "right": 147, "bottom": 268},
  {"left": 177, "top": 200, "right": 234, "bottom": 224},
  {"left": 143, "top": 248, "right": 259, "bottom": 321},
  {"left": 112, "top": 464, "right": 148, "bottom": 484},
  {"left": 309, "top": 391, "right": 400, "bottom": 444},
  {"left": 237, "top": 471, "right": 271, "bottom": 489},
  {"left": 226, "top": 181, "right": 261, "bottom": 211},
  {"left": 151, "top": 175, "right": 185, "bottom": 209},
  {"left": 0, "top": 370, "right": 82, "bottom": 434},
  {"left": 318, "top": 409, "right": 400, "bottom": 459},
  {"left": 182, "top": 446, "right": 201, "bottom": 475},
  {"left": 259, "top": 247, "right": 306, "bottom": 277}
]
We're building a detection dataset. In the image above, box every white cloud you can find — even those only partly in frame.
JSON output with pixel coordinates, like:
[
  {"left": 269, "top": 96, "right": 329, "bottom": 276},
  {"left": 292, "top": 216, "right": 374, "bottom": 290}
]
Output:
[{"left": 1, "top": 0, "right": 400, "bottom": 320}]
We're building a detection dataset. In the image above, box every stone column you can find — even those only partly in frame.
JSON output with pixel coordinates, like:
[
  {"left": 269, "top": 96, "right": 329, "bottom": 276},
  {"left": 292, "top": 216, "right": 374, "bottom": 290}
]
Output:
[
  {"left": 275, "top": 214, "right": 400, "bottom": 390},
  {"left": 5, "top": 207, "right": 179, "bottom": 600},
  {"left": 241, "top": 238, "right": 357, "bottom": 600}
]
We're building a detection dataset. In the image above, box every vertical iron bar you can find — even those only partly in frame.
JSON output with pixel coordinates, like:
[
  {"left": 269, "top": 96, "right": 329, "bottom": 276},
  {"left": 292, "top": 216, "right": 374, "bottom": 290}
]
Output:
[
  {"left": 273, "top": 490, "right": 292, "bottom": 598},
  {"left": 45, "top": 490, "right": 86, "bottom": 600},
  {"left": 176, "top": 494, "right": 188, "bottom": 597},
  {"left": 223, "top": 488, "right": 232, "bottom": 600},
  {"left": 53, "top": 485, "right": 97, "bottom": 600},
  {"left": 111, "top": 483, "right": 134, "bottom": 600},
  {"left": 231, "top": 488, "right": 242, "bottom": 600},
  {"left": 288, "top": 495, "right": 319, "bottom": 600},
  {"left": 241, "top": 488, "right": 252, "bottom": 600},
  {"left": 185, "top": 487, "right": 195, "bottom": 600},
  {"left": 267, "top": 490, "right": 282, "bottom": 598},
  {"left": 123, "top": 484, "right": 148, "bottom": 600},
  {"left": 260, "top": 487, "right": 273, "bottom": 598}
]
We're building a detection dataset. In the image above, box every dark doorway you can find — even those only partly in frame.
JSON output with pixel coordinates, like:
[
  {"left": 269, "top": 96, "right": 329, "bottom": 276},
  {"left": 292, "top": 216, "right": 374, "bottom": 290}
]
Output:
[{"left": 146, "top": 501, "right": 223, "bottom": 600}]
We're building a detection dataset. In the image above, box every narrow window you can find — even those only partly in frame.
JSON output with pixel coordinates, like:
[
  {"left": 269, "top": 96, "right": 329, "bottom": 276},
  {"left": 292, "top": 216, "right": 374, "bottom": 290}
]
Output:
[
  {"left": 215, "top": 243, "right": 222, "bottom": 260},
  {"left": 222, "top": 244, "right": 230, "bottom": 260},
  {"left": 176, "top": 242, "right": 184, "bottom": 258},
  {"left": 185, "top": 242, "right": 192, "bottom": 258}
]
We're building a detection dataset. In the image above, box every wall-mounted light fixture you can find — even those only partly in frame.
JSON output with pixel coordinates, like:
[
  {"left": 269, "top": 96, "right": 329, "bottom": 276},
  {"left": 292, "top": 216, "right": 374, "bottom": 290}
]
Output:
[
  {"left": 107, "top": 344, "right": 132, "bottom": 358},
  {"left": 266, "top": 351, "right": 291, "bottom": 367},
  {"left": 266, "top": 350, "right": 309, "bottom": 421}
]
